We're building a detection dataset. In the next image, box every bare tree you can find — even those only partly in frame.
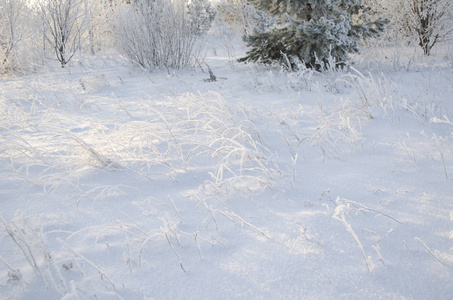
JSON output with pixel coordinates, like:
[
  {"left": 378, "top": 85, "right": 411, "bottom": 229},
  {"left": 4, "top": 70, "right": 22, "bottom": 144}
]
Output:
[
  {"left": 40, "top": 0, "right": 88, "bottom": 67},
  {"left": 216, "top": 0, "right": 268, "bottom": 35},
  {"left": 0, "top": 0, "right": 28, "bottom": 73},
  {"left": 404, "top": 0, "right": 453, "bottom": 55},
  {"left": 85, "top": 0, "right": 121, "bottom": 54}
]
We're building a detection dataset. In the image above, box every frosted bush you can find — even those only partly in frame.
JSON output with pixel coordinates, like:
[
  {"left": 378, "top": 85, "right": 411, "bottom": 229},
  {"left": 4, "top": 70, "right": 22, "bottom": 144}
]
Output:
[{"left": 115, "top": 0, "right": 205, "bottom": 70}]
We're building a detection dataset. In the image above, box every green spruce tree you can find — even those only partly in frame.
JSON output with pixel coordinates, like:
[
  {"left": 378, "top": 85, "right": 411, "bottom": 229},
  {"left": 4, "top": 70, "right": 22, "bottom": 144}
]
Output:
[{"left": 239, "top": 0, "right": 387, "bottom": 69}]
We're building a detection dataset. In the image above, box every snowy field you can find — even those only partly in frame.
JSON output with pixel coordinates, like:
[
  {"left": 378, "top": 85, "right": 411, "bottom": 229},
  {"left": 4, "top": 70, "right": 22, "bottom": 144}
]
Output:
[{"left": 1, "top": 43, "right": 453, "bottom": 299}]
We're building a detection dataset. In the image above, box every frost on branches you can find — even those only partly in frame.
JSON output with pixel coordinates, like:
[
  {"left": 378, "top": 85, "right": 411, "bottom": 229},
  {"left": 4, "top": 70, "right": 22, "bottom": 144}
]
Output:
[{"left": 238, "top": 0, "right": 388, "bottom": 69}]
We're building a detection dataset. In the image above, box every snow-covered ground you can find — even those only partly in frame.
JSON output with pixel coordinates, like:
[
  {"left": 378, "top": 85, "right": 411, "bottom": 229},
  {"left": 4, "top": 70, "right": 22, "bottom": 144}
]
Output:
[{"left": 1, "top": 43, "right": 453, "bottom": 299}]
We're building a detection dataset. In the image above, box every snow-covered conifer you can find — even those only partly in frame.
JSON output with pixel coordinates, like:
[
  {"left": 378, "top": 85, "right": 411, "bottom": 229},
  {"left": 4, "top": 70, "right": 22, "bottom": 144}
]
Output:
[{"left": 239, "top": 0, "right": 388, "bottom": 69}]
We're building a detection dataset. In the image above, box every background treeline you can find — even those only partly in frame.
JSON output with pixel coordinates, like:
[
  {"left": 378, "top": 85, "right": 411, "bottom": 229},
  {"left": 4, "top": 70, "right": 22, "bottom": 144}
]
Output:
[{"left": 0, "top": 0, "right": 452, "bottom": 75}]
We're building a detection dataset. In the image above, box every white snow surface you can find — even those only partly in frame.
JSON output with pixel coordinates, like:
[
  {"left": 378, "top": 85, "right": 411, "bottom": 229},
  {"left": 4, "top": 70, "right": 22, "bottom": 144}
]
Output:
[{"left": 1, "top": 47, "right": 453, "bottom": 299}]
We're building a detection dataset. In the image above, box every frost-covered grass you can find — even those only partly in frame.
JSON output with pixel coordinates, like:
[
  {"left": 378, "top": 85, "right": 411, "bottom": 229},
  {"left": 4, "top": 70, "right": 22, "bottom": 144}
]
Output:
[{"left": 1, "top": 45, "right": 453, "bottom": 299}]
